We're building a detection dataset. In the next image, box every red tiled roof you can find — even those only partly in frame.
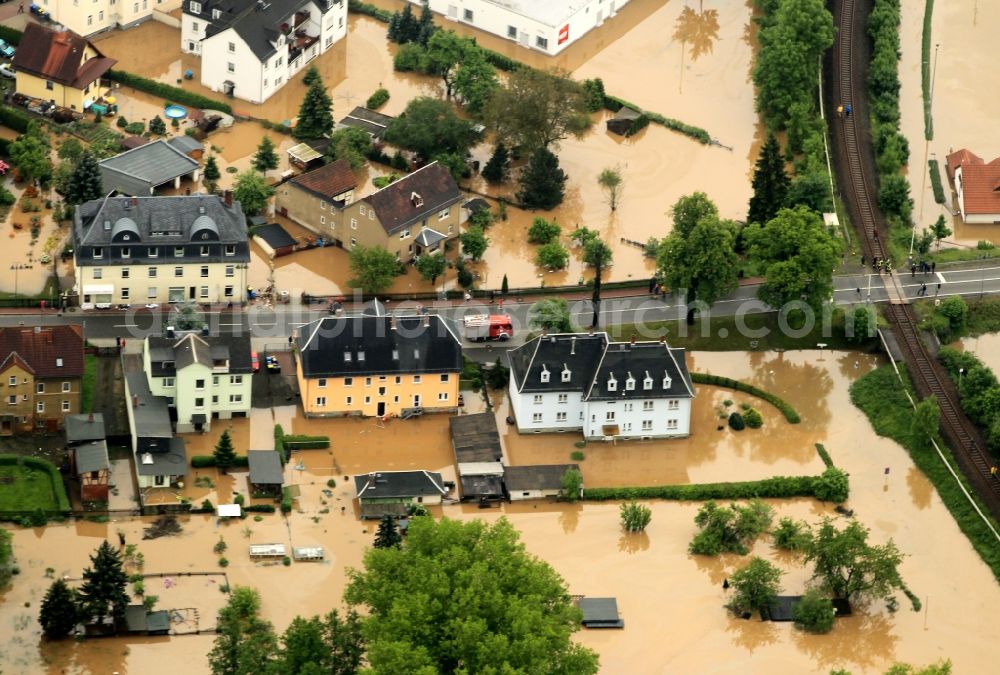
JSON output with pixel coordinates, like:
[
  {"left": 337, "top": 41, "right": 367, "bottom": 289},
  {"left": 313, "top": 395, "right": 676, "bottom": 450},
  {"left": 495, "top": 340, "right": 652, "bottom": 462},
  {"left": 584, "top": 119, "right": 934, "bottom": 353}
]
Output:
[
  {"left": 957, "top": 162, "right": 1000, "bottom": 215},
  {"left": 945, "top": 148, "right": 982, "bottom": 181},
  {"left": 0, "top": 325, "right": 85, "bottom": 378},
  {"left": 362, "top": 162, "right": 461, "bottom": 234},
  {"left": 290, "top": 159, "right": 358, "bottom": 200},
  {"left": 11, "top": 23, "right": 116, "bottom": 89}
]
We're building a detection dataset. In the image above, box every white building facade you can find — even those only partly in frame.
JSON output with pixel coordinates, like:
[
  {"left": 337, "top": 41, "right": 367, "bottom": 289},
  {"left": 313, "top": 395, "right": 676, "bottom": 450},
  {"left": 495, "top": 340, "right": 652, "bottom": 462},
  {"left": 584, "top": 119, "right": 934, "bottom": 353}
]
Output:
[
  {"left": 39, "top": 0, "right": 183, "bottom": 37},
  {"left": 181, "top": 0, "right": 348, "bottom": 103},
  {"left": 507, "top": 333, "right": 694, "bottom": 441},
  {"left": 406, "top": 0, "right": 631, "bottom": 56}
]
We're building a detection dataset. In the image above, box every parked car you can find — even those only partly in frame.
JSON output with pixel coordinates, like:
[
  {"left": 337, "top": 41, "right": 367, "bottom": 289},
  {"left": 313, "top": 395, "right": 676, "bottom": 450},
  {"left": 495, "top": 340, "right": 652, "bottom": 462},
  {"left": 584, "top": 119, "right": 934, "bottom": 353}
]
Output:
[
  {"left": 265, "top": 355, "right": 281, "bottom": 373},
  {"left": 0, "top": 40, "right": 15, "bottom": 59},
  {"left": 0, "top": 64, "right": 15, "bottom": 79},
  {"left": 251, "top": 351, "right": 260, "bottom": 372}
]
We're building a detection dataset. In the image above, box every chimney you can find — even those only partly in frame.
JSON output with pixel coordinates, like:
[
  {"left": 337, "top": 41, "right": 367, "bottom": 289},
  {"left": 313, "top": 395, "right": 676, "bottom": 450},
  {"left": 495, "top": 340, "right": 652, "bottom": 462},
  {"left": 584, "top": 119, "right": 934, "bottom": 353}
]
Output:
[
  {"left": 88, "top": 412, "right": 94, "bottom": 422},
  {"left": 390, "top": 317, "right": 396, "bottom": 331},
  {"left": 224, "top": 190, "right": 233, "bottom": 207},
  {"left": 132, "top": 394, "right": 139, "bottom": 408},
  {"left": 131, "top": 197, "right": 138, "bottom": 208},
  {"left": 630, "top": 334, "right": 636, "bottom": 345},
  {"left": 570, "top": 336, "right": 576, "bottom": 355},
  {"left": 659, "top": 336, "right": 666, "bottom": 345},
  {"left": 423, "top": 314, "right": 430, "bottom": 328}
]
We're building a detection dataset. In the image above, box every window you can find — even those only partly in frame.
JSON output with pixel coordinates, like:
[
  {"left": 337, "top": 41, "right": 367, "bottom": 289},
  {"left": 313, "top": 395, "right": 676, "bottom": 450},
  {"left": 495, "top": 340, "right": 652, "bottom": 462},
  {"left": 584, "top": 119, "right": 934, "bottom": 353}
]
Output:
[
  {"left": 438, "top": 392, "right": 449, "bottom": 401},
  {"left": 624, "top": 403, "right": 633, "bottom": 412},
  {"left": 663, "top": 376, "right": 673, "bottom": 389},
  {"left": 668, "top": 399, "right": 679, "bottom": 410},
  {"left": 643, "top": 401, "right": 654, "bottom": 411},
  {"left": 343, "top": 351, "right": 352, "bottom": 363},
  {"left": 365, "top": 377, "right": 372, "bottom": 386},
  {"left": 87, "top": 14, "right": 92, "bottom": 25},
  {"left": 320, "top": 216, "right": 326, "bottom": 225},
  {"left": 378, "top": 386, "right": 386, "bottom": 395},
  {"left": 532, "top": 413, "right": 543, "bottom": 423},
  {"left": 200, "top": 286, "right": 208, "bottom": 298},
  {"left": 540, "top": 369, "right": 550, "bottom": 383},
  {"left": 121, "top": 288, "right": 130, "bottom": 300},
  {"left": 345, "top": 396, "right": 353, "bottom": 405},
  {"left": 190, "top": 0, "right": 200, "bottom": 10},
  {"left": 399, "top": 229, "right": 410, "bottom": 240},
  {"left": 607, "top": 377, "right": 617, "bottom": 391},
  {"left": 438, "top": 207, "right": 450, "bottom": 220},
  {"left": 413, "top": 375, "right": 421, "bottom": 384},
  {"left": 556, "top": 411, "right": 567, "bottom": 422},
  {"left": 229, "top": 394, "right": 242, "bottom": 404},
  {"left": 667, "top": 419, "right": 678, "bottom": 430},
  {"left": 344, "top": 377, "right": 353, "bottom": 386},
  {"left": 174, "top": 246, "right": 184, "bottom": 257},
  {"left": 225, "top": 245, "right": 236, "bottom": 256},
  {"left": 148, "top": 247, "right": 158, "bottom": 258},
  {"left": 533, "top": 394, "right": 543, "bottom": 405},
  {"left": 200, "top": 266, "right": 209, "bottom": 277},
  {"left": 36, "top": 382, "right": 44, "bottom": 394},
  {"left": 350, "top": 237, "right": 357, "bottom": 247},
  {"left": 606, "top": 411, "right": 616, "bottom": 421},
  {"left": 191, "top": 20, "right": 198, "bottom": 31},
  {"left": 350, "top": 218, "right": 357, "bottom": 229},
  {"left": 93, "top": 247, "right": 104, "bottom": 259},
  {"left": 62, "top": 382, "right": 70, "bottom": 393},
  {"left": 318, "top": 378, "right": 327, "bottom": 388},
  {"left": 264, "top": 79, "right": 268, "bottom": 88},
  {"left": 558, "top": 393, "right": 568, "bottom": 404},
  {"left": 212, "top": 375, "right": 219, "bottom": 386},
  {"left": 148, "top": 287, "right": 158, "bottom": 299},
  {"left": 133, "top": 3, "right": 138, "bottom": 12},
  {"left": 642, "top": 420, "right": 653, "bottom": 431},
  {"left": 463, "top": 8, "right": 473, "bottom": 21},
  {"left": 228, "top": 41, "right": 235, "bottom": 52},
  {"left": 507, "top": 25, "right": 517, "bottom": 39},
  {"left": 212, "top": 395, "right": 218, "bottom": 404},
  {"left": 364, "top": 396, "right": 371, "bottom": 404},
  {"left": 154, "top": 474, "right": 165, "bottom": 486},
  {"left": 394, "top": 376, "right": 401, "bottom": 385},
  {"left": 148, "top": 267, "right": 157, "bottom": 278},
  {"left": 536, "top": 36, "right": 548, "bottom": 49},
  {"left": 122, "top": 268, "right": 130, "bottom": 279},
  {"left": 316, "top": 396, "right": 326, "bottom": 406},
  {"left": 230, "top": 375, "right": 242, "bottom": 385},
  {"left": 225, "top": 265, "right": 234, "bottom": 277},
  {"left": 121, "top": 247, "right": 131, "bottom": 258},
  {"left": 625, "top": 377, "right": 635, "bottom": 391},
  {"left": 561, "top": 369, "right": 571, "bottom": 382},
  {"left": 6, "top": 395, "right": 14, "bottom": 405},
  {"left": 93, "top": 269, "right": 103, "bottom": 279},
  {"left": 227, "top": 62, "right": 235, "bottom": 73},
  {"left": 224, "top": 286, "right": 233, "bottom": 297},
  {"left": 194, "top": 397, "right": 204, "bottom": 408},
  {"left": 195, "top": 379, "right": 205, "bottom": 390},
  {"left": 174, "top": 267, "right": 183, "bottom": 277},
  {"left": 200, "top": 245, "right": 209, "bottom": 257},
  {"left": 440, "top": 374, "right": 449, "bottom": 382},
  {"left": 359, "top": 205, "right": 366, "bottom": 216},
  {"left": 163, "top": 377, "right": 174, "bottom": 387},
  {"left": 9, "top": 376, "right": 16, "bottom": 386},
  {"left": 36, "top": 401, "right": 44, "bottom": 413},
  {"left": 62, "top": 400, "right": 70, "bottom": 412}
]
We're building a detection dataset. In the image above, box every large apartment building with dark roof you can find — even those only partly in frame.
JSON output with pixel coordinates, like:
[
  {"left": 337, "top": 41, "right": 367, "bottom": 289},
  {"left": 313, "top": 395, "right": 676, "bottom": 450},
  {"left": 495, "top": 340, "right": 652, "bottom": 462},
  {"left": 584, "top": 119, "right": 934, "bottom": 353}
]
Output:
[
  {"left": 181, "top": 0, "right": 348, "bottom": 103},
  {"left": 72, "top": 194, "right": 250, "bottom": 308},
  {"left": 507, "top": 332, "right": 695, "bottom": 440}
]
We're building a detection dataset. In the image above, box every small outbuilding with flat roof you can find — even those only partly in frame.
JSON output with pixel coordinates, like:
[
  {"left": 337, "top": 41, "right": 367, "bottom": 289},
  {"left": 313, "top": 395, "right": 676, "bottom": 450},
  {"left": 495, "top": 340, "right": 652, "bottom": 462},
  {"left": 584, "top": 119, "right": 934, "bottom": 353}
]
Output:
[
  {"left": 577, "top": 597, "right": 624, "bottom": 629},
  {"left": 64, "top": 413, "right": 106, "bottom": 445},
  {"left": 337, "top": 106, "right": 395, "bottom": 140},
  {"left": 504, "top": 464, "right": 579, "bottom": 501},
  {"left": 248, "top": 450, "right": 284, "bottom": 497},
  {"left": 252, "top": 223, "right": 297, "bottom": 259}
]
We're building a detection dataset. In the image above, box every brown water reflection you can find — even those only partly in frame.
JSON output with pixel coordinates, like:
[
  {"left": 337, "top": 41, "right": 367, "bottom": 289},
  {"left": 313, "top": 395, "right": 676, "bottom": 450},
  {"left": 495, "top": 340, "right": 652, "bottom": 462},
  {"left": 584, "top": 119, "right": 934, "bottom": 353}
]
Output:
[{"left": 674, "top": 6, "right": 722, "bottom": 62}]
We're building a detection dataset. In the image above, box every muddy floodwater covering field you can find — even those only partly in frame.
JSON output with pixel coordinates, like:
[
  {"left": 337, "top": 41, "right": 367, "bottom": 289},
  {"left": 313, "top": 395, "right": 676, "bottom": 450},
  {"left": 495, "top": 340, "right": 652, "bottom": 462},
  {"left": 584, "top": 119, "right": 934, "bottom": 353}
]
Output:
[{"left": 2, "top": 350, "right": 999, "bottom": 673}]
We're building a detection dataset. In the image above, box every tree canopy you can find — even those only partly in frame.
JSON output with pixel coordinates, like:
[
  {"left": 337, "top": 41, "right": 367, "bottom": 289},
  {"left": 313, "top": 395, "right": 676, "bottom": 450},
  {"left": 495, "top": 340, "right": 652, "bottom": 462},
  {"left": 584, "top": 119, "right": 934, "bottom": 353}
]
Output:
[
  {"left": 805, "top": 519, "right": 903, "bottom": 601},
  {"left": 326, "top": 127, "right": 373, "bottom": 171},
  {"left": 9, "top": 122, "right": 53, "bottom": 184},
  {"left": 77, "top": 540, "right": 129, "bottom": 626},
  {"left": 518, "top": 148, "right": 567, "bottom": 210},
  {"left": 39, "top": 579, "right": 79, "bottom": 638},
  {"left": 484, "top": 67, "right": 591, "bottom": 153},
  {"left": 689, "top": 500, "right": 774, "bottom": 556},
  {"left": 460, "top": 225, "right": 489, "bottom": 261},
  {"left": 373, "top": 515, "right": 402, "bottom": 549},
  {"left": 295, "top": 76, "right": 334, "bottom": 141},
  {"left": 345, "top": 517, "right": 599, "bottom": 674},
  {"left": 213, "top": 430, "right": 237, "bottom": 473},
  {"left": 232, "top": 170, "right": 274, "bottom": 217},
  {"left": 65, "top": 152, "right": 104, "bottom": 206},
  {"left": 748, "top": 133, "right": 789, "bottom": 225},
  {"left": 348, "top": 245, "right": 400, "bottom": 294},
  {"left": 415, "top": 252, "right": 447, "bottom": 285},
  {"left": 252, "top": 136, "right": 279, "bottom": 173},
  {"left": 728, "top": 557, "right": 783, "bottom": 616},
  {"left": 384, "top": 97, "right": 477, "bottom": 161},
  {"left": 530, "top": 297, "right": 573, "bottom": 333}
]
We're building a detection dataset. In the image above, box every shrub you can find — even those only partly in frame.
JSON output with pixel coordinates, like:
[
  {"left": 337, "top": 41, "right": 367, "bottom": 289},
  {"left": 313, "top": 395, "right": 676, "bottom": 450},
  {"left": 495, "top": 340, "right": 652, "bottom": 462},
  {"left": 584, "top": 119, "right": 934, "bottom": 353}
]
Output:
[
  {"left": 928, "top": 159, "right": 945, "bottom": 204},
  {"left": 728, "top": 412, "right": 746, "bottom": 431},
  {"left": 123, "top": 122, "right": 145, "bottom": 135},
  {"left": 218, "top": 556, "right": 229, "bottom": 568},
  {"left": 570, "top": 451, "right": 585, "bottom": 461},
  {"left": 527, "top": 217, "right": 561, "bottom": 244},
  {"left": 813, "top": 467, "right": 850, "bottom": 503},
  {"left": 326, "top": 479, "right": 337, "bottom": 488},
  {"left": 281, "top": 487, "right": 293, "bottom": 514},
  {"left": 0, "top": 106, "right": 31, "bottom": 134},
  {"left": 282, "top": 556, "right": 291, "bottom": 566},
  {"left": 583, "top": 473, "right": 839, "bottom": 502},
  {"left": 190, "top": 455, "right": 250, "bottom": 469},
  {"left": 620, "top": 501, "right": 652, "bottom": 532},
  {"left": 281, "top": 434, "right": 330, "bottom": 450},
  {"left": 116, "top": 116, "right": 128, "bottom": 128},
  {"left": 244, "top": 504, "right": 276, "bottom": 513},
  {"left": 394, "top": 43, "right": 428, "bottom": 72},
  {"left": 535, "top": 241, "right": 569, "bottom": 270},
  {"left": 690, "top": 372, "right": 800, "bottom": 423},
  {"left": 772, "top": 517, "right": 812, "bottom": 551},
  {"left": 814, "top": 443, "right": 834, "bottom": 468},
  {"left": 0, "top": 188, "right": 15, "bottom": 206},
  {"left": 689, "top": 500, "right": 773, "bottom": 556},
  {"left": 200, "top": 499, "right": 213, "bottom": 512},
  {"left": 743, "top": 408, "right": 763, "bottom": 428},
  {"left": 793, "top": 589, "right": 836, "bottom": 633},
  {"left": 366, "top": 88, "right": 390, "bottom": 110},
  {"left": 107, "top": 69, "right": 232, "bottom": 114}
]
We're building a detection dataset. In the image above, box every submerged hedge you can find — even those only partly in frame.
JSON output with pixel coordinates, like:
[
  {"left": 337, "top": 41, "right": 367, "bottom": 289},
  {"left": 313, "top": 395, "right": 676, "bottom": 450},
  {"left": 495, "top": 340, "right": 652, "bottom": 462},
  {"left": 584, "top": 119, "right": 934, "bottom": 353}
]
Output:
[
  {"left": 690, "top": 372, "right": 801, "bottom": 423},
  {"left": 190, "top": 455, "right": 250, "bottom": 469},
  {"left": 107, "top": 70, "right": 233, "bottom": 115}
]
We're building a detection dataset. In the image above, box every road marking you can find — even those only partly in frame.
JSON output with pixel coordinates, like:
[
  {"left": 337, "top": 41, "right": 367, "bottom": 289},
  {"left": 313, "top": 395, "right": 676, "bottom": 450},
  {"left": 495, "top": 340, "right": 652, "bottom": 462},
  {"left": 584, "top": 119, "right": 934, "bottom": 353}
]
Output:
[{"left": 937, "top": 272, "right": 946, "bottom": 283}]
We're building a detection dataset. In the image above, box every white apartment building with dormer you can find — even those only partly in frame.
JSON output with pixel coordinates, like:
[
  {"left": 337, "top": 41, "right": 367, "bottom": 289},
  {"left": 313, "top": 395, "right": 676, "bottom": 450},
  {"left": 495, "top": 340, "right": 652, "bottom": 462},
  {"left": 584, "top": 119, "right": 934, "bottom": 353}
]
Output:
[{"left": 507, "top": 332, "right": 694, "bottom": 440}]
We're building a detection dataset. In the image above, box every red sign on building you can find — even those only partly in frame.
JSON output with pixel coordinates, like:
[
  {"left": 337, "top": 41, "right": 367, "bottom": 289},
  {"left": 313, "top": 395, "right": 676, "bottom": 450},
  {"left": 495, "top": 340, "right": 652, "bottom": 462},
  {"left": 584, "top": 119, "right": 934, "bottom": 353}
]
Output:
[{"left": 558, "top": 24, "right": 570, "bottom": 45}]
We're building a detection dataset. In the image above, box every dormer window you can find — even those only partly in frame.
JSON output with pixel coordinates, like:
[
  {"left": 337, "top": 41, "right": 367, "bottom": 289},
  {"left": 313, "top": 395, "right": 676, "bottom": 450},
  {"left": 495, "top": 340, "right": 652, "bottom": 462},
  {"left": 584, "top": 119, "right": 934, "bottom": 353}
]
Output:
[
  {"left": 561, "top": 365, "right": 571, "bottom": 382},
  {"left": 643, "top": 370, "right": 653, "bottom": 390},
  {"left": 625, "top": 373, "right": 635, "bottom": 391},
  {"left": 540, "top": 365, "right": 550, "bottom": 383},
  {"left": 392, "top": 349, "right": 399, "bottom": 360},
  {"left": 121, "top": 247, "right": 130, "bottom": 258},
  {"left": 343, "top": 352, "right": 352, "bottom": 362},
  {"left": 414, "top": 348, "right": 420, "bottom": 359},
  {"left": 190, "top": 1, "right": 201, "bottom": 13},
  {"left": 607, "top": 376, "right": 617, "bottom": 392},
  {"left": 663, "top": 372, "right": 672, "bottom": 389},
  {"left": 213, "top": 8, "right": 221, "bottom": 19},
  {"left": 103, "top": 220, "right": 111, "bottom": 231},
  {"left": 93, "top": 247, "right": 103, "bottom": 259},
  {"left": 411, "top": 192, "right": 423, "bottom": 207},
  {"left": 357, "top": 351, "right": 365, "bottom": 362}
]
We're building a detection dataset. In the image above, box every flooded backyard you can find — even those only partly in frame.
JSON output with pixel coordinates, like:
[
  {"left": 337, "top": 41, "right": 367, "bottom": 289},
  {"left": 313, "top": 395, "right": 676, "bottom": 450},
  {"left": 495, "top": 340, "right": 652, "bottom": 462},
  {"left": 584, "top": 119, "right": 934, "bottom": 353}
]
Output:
[{"left": 3, "top": 349, "right": 999, "bottom": 672}]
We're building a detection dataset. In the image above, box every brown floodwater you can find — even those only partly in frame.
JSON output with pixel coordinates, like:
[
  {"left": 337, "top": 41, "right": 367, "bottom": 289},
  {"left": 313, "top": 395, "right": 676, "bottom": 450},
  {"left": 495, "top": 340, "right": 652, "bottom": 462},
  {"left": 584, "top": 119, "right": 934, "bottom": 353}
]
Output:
[
  {"left": 0, "top": 173, "right": 71, "bottom": 295},
  {"left": 5, "top": 349, "right": 1000, "bottom": 673},
  {"left": 956, "top": 332, "right": 1000, "bottom": 373},
  {"left": 898, "top": 0, "right": 1000, "bottom": 247}
]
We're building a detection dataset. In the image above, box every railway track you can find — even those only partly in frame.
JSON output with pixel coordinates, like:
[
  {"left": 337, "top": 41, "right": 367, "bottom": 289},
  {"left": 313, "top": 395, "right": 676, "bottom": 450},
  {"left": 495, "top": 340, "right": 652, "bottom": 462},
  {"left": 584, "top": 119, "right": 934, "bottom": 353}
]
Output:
[{"left": 833, "top": 0, "right": 1000, "bottom": 516}]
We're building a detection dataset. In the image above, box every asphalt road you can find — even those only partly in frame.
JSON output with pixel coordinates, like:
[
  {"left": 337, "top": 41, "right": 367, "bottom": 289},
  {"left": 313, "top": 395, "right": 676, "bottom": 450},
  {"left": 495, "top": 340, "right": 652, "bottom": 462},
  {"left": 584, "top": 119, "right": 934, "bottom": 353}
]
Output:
[{"left": 4, "top": 263, "right": 1000, "bottom": 349}]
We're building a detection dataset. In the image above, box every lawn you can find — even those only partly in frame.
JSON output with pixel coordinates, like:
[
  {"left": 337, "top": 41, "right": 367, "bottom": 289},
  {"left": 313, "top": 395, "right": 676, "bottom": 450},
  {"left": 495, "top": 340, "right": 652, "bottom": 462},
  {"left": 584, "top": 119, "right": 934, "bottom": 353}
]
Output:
[
  {"left": 81, "top": 354, "right": 98, "bottom": 413},
  {"left": 850, "top": 365, "right": 1000, "bottom": 583},
  {"left": 0, "top": 456, "right": 70, "bottom": 514}
]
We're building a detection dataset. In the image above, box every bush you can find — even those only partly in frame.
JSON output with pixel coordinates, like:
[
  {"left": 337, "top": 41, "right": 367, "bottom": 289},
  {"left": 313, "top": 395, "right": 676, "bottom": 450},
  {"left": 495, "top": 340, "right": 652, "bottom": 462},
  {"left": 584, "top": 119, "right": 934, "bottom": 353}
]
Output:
[
  {"left": 583, "top": 473, "right": 839, "bottom": 502},
  {"left": 690, "top": 372, "right": 800, "bottom": 423},
  {"left": 366, "top": 88, "right": 390, "bottom": 110},
  {"left": 813, "top": 467, "right": 850, "bottom": 503},
  {"left": 527, "top": 217, "right": 561, "bottom": 244},
  {"left": 689, "top": 500, "right": 773, "bottom": 556},
  {"left": 535, "top": 241, "right": 569, "bottom": 270},
  {"left": 123, "top": 122, "right": 145, "bottom": 135},
  {"left": 348, "top": 0, "right": 393, "bottom": 22},
  {"left": 116, "top": 116, "right": 128, "bottom": 128},
  {"left": 814, "top": 443, "right": 834, "bottom": 468},
  {"left": 281, "top": 487, "right": 293, "bottom": 514},
  {"left": 793, "top": 589, "right": 836, "bottom": 633},
  {"left": 244, "top": 504, "right": 276, "bottom": 513},
  {"left": 743, "top": 408, "right": 763, "bottom": 429},
  {"left": 0, "top": 188, "right": 16, "bottom": 206},
  {"left": 928, "top": 159, "right": 945, "bottom": 204},
  {"left": 190, "top": 455, "right": 249, "bottom": 469},
  {"left": 728, "top": 412, "right": 746, "bottom": 431},
  {"left": 107, "top": 69, "right": 233, "bottom": 114},
  {"left": 0, "top": 106, "right": 31, "bottom": 134},
  {"left": 772, "top": 517, "right": 812, "bottom": 551},
  {"left": 620, "top": 501, "right": 652, "bottom": 532},
  {"left": 570, "top": 451, "right": 585, "bottom": 461},
  {"left": 0, "top": 25, "right": 22, "bottom": 45},
  {"left": 281, "top": 434, "right": 330, "bottom": 450},
  {"left": 393, "top": 43, "right": 428, "bottom": 72},
  {"left": 326, "top": 479, "right": 337, "bottom": 488},
  {"left": 199, "top": 499, "right": 213, "bottom": 512},
  {"left": 218, "top": 556, "right": 229, "bottom": 568}
]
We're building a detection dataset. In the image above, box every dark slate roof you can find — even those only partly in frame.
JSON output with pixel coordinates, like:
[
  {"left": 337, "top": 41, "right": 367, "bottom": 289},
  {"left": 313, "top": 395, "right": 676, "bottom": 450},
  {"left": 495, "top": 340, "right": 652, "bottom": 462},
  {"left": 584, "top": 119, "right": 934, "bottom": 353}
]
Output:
[
  {"left": 65, "top": 413, "right": 106, "bottom": 443},
  {"left": 460, "top": 474, "right": 504, "bottom": 499},
  {"left": 167, "top": 136, "right": 204, "bottom": 156},
  {"left": 188, "top": 0, "right": 338, "bottom": 62},
  {"left": 464, "top": 198, "right": 489, "bottom": 214},
  {"left": 248, "top": 450, "right": 284, "bottom": 485},
  {"left": 354, "top": 470, "right": 447, "bottom": 499},
  {"left": 0, "top": 325, "right": 85, "bottom": 378},
  {"left": 75, "top": 440, "right": 110, "bottom": 474},
  {"left": 338, "top": 106, "right": 395, "bottom": 139},
  {"left": 98, "top": 140, "right": 200, "bottom": 196},
  {"left": 289, "top": 159, "right": 357, "bottom": 200},
  {"left": 362, "top": 162, "right": 462, "bottom": 234},
  {"left": 508, "top": 333, "right": 608, "bottom": 394},
  {"left": 145, "top": 610, "right": 170, "bottom": 633},
  {"left": 504, "top": 464, "right": 578, "bottom": 492},
  {"left": 74, "top": 195, "right": 249, "bottom": 258},
  {"left": 578, "top": 597, "right": 624, "bottom": 628},
  {"left": 450, "top": 413, "right": 502, "bottom": 463},
  {"left": 586, "top": 343, "right": 694, "bottom": 401},
  {"left": 125, "top": 605, "right": 148, "bottom": 632},
  {"left": 136, "top": 437, "right": 187, "bottom": 476},
  {"left": 296, "top": 316, "right": 461, "bottom": 378},
  {"left": 253, "top": 223, "right": 296, "bottom": 250},
  {"left": 762, "top": 596, "right": 802, "bottom": 622},
  {"left": 12, "top": 23, "right": 116, "bottom": 88},
  {"left": 147, "top": 334, "right": 253, "bottom": 375},
  {"left": 123, "top": 354, "right": 174, "bottom": 438}
]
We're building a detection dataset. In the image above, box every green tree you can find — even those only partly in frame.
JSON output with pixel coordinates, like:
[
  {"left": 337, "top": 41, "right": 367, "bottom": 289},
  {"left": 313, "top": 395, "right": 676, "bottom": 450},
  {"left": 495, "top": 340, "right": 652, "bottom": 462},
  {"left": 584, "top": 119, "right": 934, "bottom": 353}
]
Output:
[
  {"left": 657, "top": 215, "right": 740, "bottom": 307},
  {"left": 530, "top": 297, "right": 573, "bottom": 333},
  {"left": 65, "top": 152, "right": 104, "bottom": 206},
  {"left": 57, "top": 137, "right": 84, "bottom": 162},
  {"left": 232, "top": 170, "right": 274, "bottom": 217},
  {"left": 930, "top": 215, "right": 952, "bottom": 247},
  {"left": 772, "top": 517, "right": 812, "bottom": 552},
  {"left": 484, "top": 67, "right": 591, "bottom": 152},
  {"left": 501, "top": 273, "right": 509, "bottom": 296},
  {"left": 252, "top": 136, "right": 279, "bottom": 173},
  {"left": 597, "top": 166, "right": 624, "bottom": 211},
  {"left": 911, "top": 395, "right": 940, "bottom": 451},
  {"left": 213, "top": 430, "right": 237, "bottom": 473},
  {"left": 805, "top": 519, "right": 903, "bottom": 601},
  {"left": 788, "top": 170, "right": 833, "bottom": 212},
  {"left": 883, "top": 661, "right": 952, "bottom": 675},
  {"left": 485, "top": 358, "right": 510, "bottom": 389},
  {"left": 77, "top": 540, "right": 129, "bottom": 626},
  {"left": 345, "top": 517, "right": 599, "bottom": 674},
  {"left": 460, "top": 225, "right": 489, "bottom": 261},
  {"left": 9, "top": 123, "right": 53, "bottom": 184},
  {"left": 0, "top": 528, "right": 12, "bottom": 587},
  {"left": 850, "top": 305, "right": 876, "bottom": 343},
  {"left": 149, "top": 115, "right": 167, "bottom": 135},
  {"left": 620, "top": 501, "right": 652, "bottom": 532},
  {"left": 561, "top": 467, "right": 583, "bottom": 502},
  {"left": 452, "top": 51, "right": 499, "bottom": 115},
  {"left": 203, "top": 155, "right": 221, "bottom": 192},
  {"left": 468, "top": 207, "right": 494, "bottom": 230},
  {"left": 373, "top": 515, "right": 402, "bottom": 549},
  {"left": 208, "top": 586, "right": 279, "bottom": 675},
  {"left": 728, "top": 557, "right": 783, "bottom": 616},
  {"left": 793, "top": 588, "right": 835, "bottom": 633},
  {"left": 302, "top": 65, "right": 321, "bottom": 86},
  {"left": 425, "top": 30, "right": 476, "bottom": 98},
  {"left": 39, "top": 579, "right": 79, "bottom": 639},
  {"left": 527, "top": 217, "right": 561, "bottom": 244},
  {"left": 482, "top": 143, "right": 510, "bottom": 184},
  {"left": 415, "top": 253, "right": 447, "bottom": 285},
  {"left": 745, "top": 206, "right": 843, "bottom": 310},
  {"left": 326, "top": 127, "right": 373, "bottom": 171},
  {"left": 518, "top": 148, "right": 567, "bottom": 210},
  {"left": 294, "top": 77, "right": 334, "bottom": 141},
  {"left": 417, "top": 0, "right": 436, "bottom": 45},
  {"left": 748, "top": 133, "right": 789, "bottom": 225},
  {"left": 878, "top": 173, "right": 913, "bottom": 222},
  {"left": 349, "top": 245, "right": 399, "bottom": 294},
  {"left": 689, "top": 500, "right": 774, "bottom": 556},
  {"left": 914, "top": 228, "right": 935, "bottom": 256},
  {"left": 938, "top": 295, "right": 968, "bottom": 334},
  {"left": 582, "top": 77, "right": 606, "bottom": 112},
  {"left": 387, "top": 2, "right": 420, "bottom": 43},
  {"left": 813, "top": 467, "right": 850, "bottom": 503},
  {"left": 384, "top": 97, "right": 477, "bottom": 161},
  {"left": 535, "top": 241, "right": 569, "bottom": 270},
  {"left": 276, "top": 610, "right": 364, "bottom": 675},
  {"left": 671, "top": 192, "right": 718, "bottom": 238}
]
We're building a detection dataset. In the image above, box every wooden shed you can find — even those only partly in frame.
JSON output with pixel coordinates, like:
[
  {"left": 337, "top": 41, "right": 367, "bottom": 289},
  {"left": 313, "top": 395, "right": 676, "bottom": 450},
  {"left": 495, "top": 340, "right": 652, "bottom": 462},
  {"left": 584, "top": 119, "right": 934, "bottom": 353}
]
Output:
[{"left": 606, "top": 106, "right": 642, "bottom": 136}]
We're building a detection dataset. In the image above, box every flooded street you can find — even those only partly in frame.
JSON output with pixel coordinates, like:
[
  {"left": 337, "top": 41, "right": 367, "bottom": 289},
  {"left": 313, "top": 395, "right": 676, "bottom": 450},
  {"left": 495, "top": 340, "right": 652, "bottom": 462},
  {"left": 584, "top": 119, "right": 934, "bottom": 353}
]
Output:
[
  {"left": 898, "top": 0, "right": 1000, "bottom": 246},
  {"left": 3, "top": 349, "right": 1000, "bottom": 672}
]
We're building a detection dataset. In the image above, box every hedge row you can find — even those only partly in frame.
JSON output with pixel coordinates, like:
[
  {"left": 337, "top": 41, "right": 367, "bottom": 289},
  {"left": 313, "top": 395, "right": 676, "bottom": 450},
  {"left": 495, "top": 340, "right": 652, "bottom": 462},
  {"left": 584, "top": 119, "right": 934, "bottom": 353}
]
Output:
[
  {"left": 814, "top": 443, "right": 834, "bottom": 469},
  {"left": 583, "top": 468, "right": 847, "bottom": 503},
  {"left": 107, "top": 69, "right": 233, "bottom": 115},
  {"left": 347, "top": 0, "right": 392, "bottom": 23},
  {"left": 0, "top": 455, "right": 72, "bottom": 513},
  {"left": 0, "top": 105, "right": 32, "bottom": 134},
  {"left": 928, "top": 158, "right": 946, "bottom": 204},
  {"left": 603, "top": 94, "right": 712, "bottom": 144},
  {"left": 690, "top": 372, "right": 801, "bottom": 423},
  {"left": 282, "top": 434, "right": 330, "bottom": 450},
  {"left": 244, "top": 504, "right": 276, "bottom": 513},
  {"left": 274, "top": 423, "right": 285, "bottom": 459},
  {"left": 281, "top": 486, "right": 293, "bottom": 514},
  {"left": 190, "top": 455, "right": 250, "bottom": 469}
]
